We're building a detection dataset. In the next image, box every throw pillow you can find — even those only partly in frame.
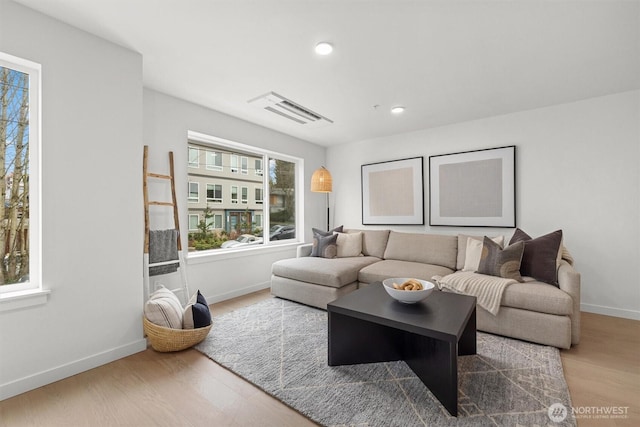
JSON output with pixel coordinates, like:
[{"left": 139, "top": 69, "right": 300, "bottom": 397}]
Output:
[
  {"left": 509, "top": 228, "right": 563, "bottom": 285},
  {"left": 335, "top": 232, "right": 362, "bottom": 258},
  {"left": 462, "top": 236, "right": 504, "bottom": 271},
  {"left": 312, "top": 225, "right": 343, "bottom": 237},
  {"left": 144, "top": 286, "right": 184, "bottom": 329},
  {"left": 183, "top": 290, "right": 212, "bottom": 329},
  {"left": 456, "top": 234, "right": 504, "bottom": 270},
  {"left": 311, "top": 226, "right": 342, "bottom": 257},
  {"left": 311, "top": 232, "right": 338, "bottom": 258},
  {"left": 476, "top": 237, "right": 524, "bottom": 282}
]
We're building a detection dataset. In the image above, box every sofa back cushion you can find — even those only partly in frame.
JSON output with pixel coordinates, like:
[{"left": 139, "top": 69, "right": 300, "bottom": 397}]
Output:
[
  {"left": 383, "top": 231, "right": 457, "bottom": 269},
  {"left": 345, "top": 229, "right": 390, "bottom": 259}
]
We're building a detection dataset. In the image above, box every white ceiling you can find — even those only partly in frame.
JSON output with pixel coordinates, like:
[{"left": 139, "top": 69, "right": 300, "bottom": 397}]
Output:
[{"left": 13, "top": 0, "right": 640, "bottom": 146}]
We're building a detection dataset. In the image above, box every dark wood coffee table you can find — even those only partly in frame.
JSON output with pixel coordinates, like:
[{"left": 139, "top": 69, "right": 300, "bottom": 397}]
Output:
[{"left": 327, "top": 282, "right": 476, "bottom": 417}]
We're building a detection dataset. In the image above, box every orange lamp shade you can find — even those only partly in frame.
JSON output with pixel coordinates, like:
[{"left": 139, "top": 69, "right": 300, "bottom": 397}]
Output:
[{"left": 311, "top": 167, "right": 332, "bottom": 193}]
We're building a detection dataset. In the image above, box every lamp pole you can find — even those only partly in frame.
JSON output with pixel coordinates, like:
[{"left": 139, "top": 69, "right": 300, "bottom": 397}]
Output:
[{"left": 326, "top": 192, "right": 330, "bottom": 232}]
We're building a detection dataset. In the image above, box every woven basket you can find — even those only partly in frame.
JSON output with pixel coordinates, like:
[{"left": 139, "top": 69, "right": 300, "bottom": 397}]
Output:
[{"left": 143, "top": 317, "right": 212, "bottom": 352}]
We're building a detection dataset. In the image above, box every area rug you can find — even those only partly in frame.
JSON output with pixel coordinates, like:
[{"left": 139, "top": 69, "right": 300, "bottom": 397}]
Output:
[{"left": 195, "top": 297, "right": 576, "bottom": 426}]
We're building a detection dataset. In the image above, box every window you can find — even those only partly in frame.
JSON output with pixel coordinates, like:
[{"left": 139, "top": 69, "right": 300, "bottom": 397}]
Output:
[
  {"left": 206, "top": 183, "right": 222, "bottom": 203},
  {"left": 187, "top": 131, "right": 300, "bottom": 253},
  {"left": 213, "top": 214, "right": 222, "bottom": 229},
  {"left": 231, "top": 186, "right": 238, "bottom": 204},
  {"left": 188, "top": 214, "right": 199, "bottom": 231},
  {"left": 0, "top": 53, "right": 41, "bottom": 296},
  {"left": 188, "top": 147, "right": 199, "bottom": 168},
  {"left": 230, "top": 154, "right": 238, "bottom": 173},
  {"left": 206, "top": 150, "right": 222, "bottom": 171},
  {"left": 241, "top": 156, "right": 248, "bottom": 175},
  {"left": 188, "top": 182, "right": 199, "bottom": 202}
]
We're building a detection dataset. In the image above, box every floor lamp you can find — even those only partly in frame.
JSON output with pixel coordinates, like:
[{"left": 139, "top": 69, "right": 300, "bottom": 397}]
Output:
[{"left": 311, "top": 166, "right": 332, "bottom": 231}]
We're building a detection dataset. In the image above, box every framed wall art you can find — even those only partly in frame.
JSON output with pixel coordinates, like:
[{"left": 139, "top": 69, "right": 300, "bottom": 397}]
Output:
[
  {"left": 429, "top": 146, "right": 516, "bottom": 227},
  {"left": 362, "top": 157, "right": 424, "bottom": 225}
]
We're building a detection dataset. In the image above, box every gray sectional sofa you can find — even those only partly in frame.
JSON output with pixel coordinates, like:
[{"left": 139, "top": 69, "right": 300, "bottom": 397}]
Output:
[{"left": 271, "top": 229, "right": 580, "bottom": 349}]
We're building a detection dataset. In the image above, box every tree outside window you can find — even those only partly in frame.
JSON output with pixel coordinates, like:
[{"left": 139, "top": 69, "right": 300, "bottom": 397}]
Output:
[{"left": 1, "top": 65, "right": 30, "bottom": 286}]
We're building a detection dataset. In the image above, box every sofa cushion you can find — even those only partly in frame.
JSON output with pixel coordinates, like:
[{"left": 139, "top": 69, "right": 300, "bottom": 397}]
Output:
[
  {"left": 457, "top": 234, "right": 504, "bottom": 270},
  {"left": 345, "top": 229, "right": 390, "bottom": 259},
  {"left": 272, "top": 256, "right": 380, "bottom": 288},
  {"left": 476, "top": 237, "right": 524, "bottom": 282},
  {"left": 358, "top": 259, "right": 454, "bottom": 285},
  {"left": 383, "top": 231, "right": 457, "bottom": 270},
  {"left": 335, "top": 232, "right": 362, "bottom": 257},
  {"left": 509, "top": 228, "right": 563, "bottom": 286},
  {"left": 501, "top": 279, "right": 573, "bottom": 315}
]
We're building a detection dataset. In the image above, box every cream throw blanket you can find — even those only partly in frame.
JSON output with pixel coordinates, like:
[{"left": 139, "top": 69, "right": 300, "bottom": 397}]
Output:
[{"left": 432, "top": 271, "right": 517, "bottom": 315}]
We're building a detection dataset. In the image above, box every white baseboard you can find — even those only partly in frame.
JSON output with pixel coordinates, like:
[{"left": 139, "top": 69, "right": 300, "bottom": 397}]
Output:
[
  {"left": 581, "top": 303, "right": 640, "bottom": 321},
  {"left": 0, "top": 339, "right": 147, "bottom": 401},
  {"left": 206, "top": 281, "right": 271, "bottom": 304}
]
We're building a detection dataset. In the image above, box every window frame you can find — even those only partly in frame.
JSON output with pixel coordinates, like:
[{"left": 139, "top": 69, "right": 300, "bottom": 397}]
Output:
[
  {"left": 188, "top": 181, "right": 199, "bottom": 202},
  {"left": 188, "top": 147, "right": 199, "bottom": 168},
  {"left": 231, "top": 185, "right": 238, "bottom": 204},
  {"left": 206, "top": 150, "right": 222, "bottom": 171},
  {"left": 230, "top": 154, "right": 239, "bottom": 173},
  {"left": 241, "top": 186, "right": 248, "bottom": 204},
  {"left": 186, "top": 131, "right": 303, "bottom": 257},
  {"left": 206, "top": 183, "right": 222, "bottom": 203},
  {"left": 188, "top": 214, "right": 200, "bottom": 231},
  {"left": 241, "top": 156, "right": 248, "bottom": 175},
  {"left": 255, "top": 158, "right": 263, "bottom": 176},
  {"left": 0, "top": 52, "right": 44, "bottom": 304}
]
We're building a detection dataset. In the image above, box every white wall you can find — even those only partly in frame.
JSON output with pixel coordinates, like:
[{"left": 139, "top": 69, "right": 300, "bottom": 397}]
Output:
[
  {"left": 0, "top": 0, "right": 145, "bottom": 399},
  {"left": 143, "top": 89, "right": 326, "bottom": 303},
  {"left": 329, "top": 91, "right": 640, "bottom": 319}
]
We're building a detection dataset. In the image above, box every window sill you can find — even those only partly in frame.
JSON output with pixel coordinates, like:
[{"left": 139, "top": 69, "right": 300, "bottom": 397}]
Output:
[
  {"left": 187, "top": 241, "right": 301, "bottom": 265},
  {"left": 0, "top": 289, "right": 51, "bottom": 313}
]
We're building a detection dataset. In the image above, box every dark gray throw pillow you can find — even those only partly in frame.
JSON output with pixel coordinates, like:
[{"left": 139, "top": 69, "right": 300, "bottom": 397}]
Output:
[
  {"left": 509, "top": 228, "right": 563, "bottom": 286},
  {"left": 476, "top": 237, "right": 524, "bottom": 282},
  {"left": 312, "top": 225, "right": 343, "bottom": 237},
  {"left": 311, "top": 232, "right": 338, "bottom": 258}
]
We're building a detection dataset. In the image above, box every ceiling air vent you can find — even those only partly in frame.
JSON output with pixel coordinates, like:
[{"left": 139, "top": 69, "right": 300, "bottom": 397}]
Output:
[{"left": 248, "top": 92, "right": 333, "bottom": 127}]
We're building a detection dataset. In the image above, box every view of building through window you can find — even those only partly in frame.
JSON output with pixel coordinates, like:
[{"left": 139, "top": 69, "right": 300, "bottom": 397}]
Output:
[
  {"left": 187, "top": 140, "right": 297, "bottom": 251},
  {"left": 0, "top": 64, "right": 30, "bottom": 286}
]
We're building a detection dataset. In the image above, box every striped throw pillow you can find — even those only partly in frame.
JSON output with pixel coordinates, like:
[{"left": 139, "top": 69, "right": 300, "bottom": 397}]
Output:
[{"left": 144, "top": 286, "right": 183, "bottom": 329}]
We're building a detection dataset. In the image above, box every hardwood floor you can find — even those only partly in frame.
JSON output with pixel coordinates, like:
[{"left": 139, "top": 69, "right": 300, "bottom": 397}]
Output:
[{"left": 1, "top": 289, "right": 638, "bottom": 426}]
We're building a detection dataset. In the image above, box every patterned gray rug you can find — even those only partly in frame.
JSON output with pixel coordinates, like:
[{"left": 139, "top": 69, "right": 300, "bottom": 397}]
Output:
[{"left": 195, "top": 297, "right": 575, "bottom": 426}]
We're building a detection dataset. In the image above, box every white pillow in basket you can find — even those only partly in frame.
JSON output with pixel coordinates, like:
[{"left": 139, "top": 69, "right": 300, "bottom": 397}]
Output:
[{"left": 144, "top": 286, "right": 183, "bottom": 329}]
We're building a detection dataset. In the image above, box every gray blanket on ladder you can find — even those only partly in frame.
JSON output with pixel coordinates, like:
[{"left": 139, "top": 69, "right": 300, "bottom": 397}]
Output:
[{"left": 149, "top": 229, "right": 180, "bottom": 276}]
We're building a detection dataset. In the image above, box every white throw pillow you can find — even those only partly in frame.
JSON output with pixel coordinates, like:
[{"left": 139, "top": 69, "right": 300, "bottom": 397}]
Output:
[
  {"left": 334, "top": 232, "right": 362, "bottom": 258},
  {"left": 462, "top": 238, "right": 484, "bottom": 271},
  {"left": 144, "top": 286, "right": 183, "bottom": 329}
]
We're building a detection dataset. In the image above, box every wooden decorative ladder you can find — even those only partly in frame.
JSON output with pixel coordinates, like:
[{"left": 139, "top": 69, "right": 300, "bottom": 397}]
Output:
[{"left": 142, "top": 145, "right": 189, "bottom": 304}]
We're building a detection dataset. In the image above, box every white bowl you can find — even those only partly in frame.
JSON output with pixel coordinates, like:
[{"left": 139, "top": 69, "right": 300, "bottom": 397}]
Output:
[{"left": 382, "top": 278, "right": 435, "bottom": 304}]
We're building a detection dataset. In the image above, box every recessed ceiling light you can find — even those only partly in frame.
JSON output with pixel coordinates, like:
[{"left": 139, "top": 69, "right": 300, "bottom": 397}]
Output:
[
  {"left": 315, "top": 42, "right": 333, "bottom": 55},
  {"left": 391, "top": 106, "right": 405, "bottom": 114}
]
